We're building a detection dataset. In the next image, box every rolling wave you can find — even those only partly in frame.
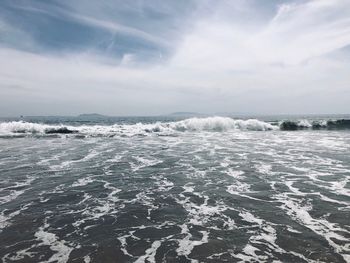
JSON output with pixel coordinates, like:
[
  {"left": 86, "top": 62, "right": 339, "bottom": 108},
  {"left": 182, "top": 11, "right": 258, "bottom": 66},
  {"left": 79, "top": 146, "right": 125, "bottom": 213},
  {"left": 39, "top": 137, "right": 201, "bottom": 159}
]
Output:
[
  {"left": 0, "top": 117, "right": 349, "bottom": 137},
  {"left": 279, "top": 119, "right": 350, "bottom": 130}
]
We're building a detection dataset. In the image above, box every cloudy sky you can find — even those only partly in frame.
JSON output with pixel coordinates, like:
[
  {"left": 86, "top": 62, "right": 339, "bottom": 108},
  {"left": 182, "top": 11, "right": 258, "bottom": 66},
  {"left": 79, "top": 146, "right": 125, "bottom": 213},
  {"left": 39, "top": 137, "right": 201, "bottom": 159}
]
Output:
[{"left": 0, "top": 0, "right": 350, "bottom": 116}]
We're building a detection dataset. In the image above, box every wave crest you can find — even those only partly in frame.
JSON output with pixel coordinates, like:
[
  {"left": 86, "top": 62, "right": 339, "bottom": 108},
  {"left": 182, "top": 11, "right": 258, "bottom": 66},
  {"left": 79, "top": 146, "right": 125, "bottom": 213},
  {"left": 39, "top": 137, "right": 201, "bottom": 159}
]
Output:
[
  {"left": 170, "top": 117, "right": 276, "bottom": 131},
  {"left": 1, "top": 117, "right": 349, "bottom": 137},
  {"left": 0, "top": 117, "right": 276, "bottom": 137},
  {"left": 279, "top": 119, "right": 350, "bottom": 130}
]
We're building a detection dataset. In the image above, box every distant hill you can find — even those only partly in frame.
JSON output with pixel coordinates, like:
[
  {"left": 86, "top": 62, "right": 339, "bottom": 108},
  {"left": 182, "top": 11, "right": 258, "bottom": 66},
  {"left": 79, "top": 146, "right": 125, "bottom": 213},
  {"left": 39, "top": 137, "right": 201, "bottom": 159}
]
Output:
[
  {"left": 214, "top": 112, "right": 253, "bottom": 116},
  {"left": 169, "top": 112, "right": 205, "bottom": 117},
  {"left": 77, "top": 113, "right": 109, "bottom": 118}
]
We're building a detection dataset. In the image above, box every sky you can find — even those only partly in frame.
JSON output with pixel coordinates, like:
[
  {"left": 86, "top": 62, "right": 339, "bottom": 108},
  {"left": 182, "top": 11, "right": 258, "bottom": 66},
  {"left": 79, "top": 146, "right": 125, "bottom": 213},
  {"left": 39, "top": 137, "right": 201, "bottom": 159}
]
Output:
[{"left": 0, "top": 0, "right": 350, "bottom": 116}]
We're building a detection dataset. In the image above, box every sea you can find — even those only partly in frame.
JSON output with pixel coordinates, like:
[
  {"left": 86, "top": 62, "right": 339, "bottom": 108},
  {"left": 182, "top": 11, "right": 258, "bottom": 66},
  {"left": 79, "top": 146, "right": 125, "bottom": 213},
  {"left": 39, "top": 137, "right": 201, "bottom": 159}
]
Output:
[{"left": 0, "top": 114, "right": 349, "bottom": 263}]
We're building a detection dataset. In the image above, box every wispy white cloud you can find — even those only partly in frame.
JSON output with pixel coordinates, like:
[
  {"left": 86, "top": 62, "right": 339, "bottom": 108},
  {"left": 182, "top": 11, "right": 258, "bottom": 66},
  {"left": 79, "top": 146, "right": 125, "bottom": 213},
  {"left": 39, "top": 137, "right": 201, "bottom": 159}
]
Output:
[
  {"left": 0, "top": 17, "right": 35, "bottom": 49},
  {"left": 256, "top": 0, "right": 350, "bottom": 64},
  {"left": 67, "top": 13, "right": 171, "bottom": 48},
  {"left": 172, "top": 0, "right": 350, "bottom": 69},
  {"left": 9, "top": 3, "right": 171, "bottom": 49}
]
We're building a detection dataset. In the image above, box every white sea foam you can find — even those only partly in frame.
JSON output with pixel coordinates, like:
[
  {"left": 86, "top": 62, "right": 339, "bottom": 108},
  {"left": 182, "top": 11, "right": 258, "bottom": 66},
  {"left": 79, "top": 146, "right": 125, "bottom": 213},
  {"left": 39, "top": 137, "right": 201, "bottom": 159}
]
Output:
[
  {"left": 318, "top": 137, "right": 348, "bottom": 150},
  {"left": 275, "top": 193, "right": 350, "bottom": 262},
  {"left": 236, "top": 210, "right": 315, "bottom": 262},
  {"left": 135, "top": 240, "right": 162, "bottom": 263},
  {"left": 255, "top": 163, "right": 273, "bottom": 175},
  {"left": 34, "top": 223, "right": 74, "bottom": 263},
  {"left": 0, "top": 210, "right": 21, "bottom": 231},
  {"left": 183, "top": 184, "right": 195, "bottom": 193},
  {"left": 0, "top": 117, "right": 278, "bottom": 137},
  {"left": 72, "top": 177, "right": 94, "bottom": 187},
  {"left": 0, "top": 176, "right": 34, "bottom": 206},
  {"left": 153, "top": 176, "right": 174, "bottom": 191},
  {"left": 83, "top": 255, "right": 91, "bottom": 263},
  {"left": 226, "top": 181, "right": 251, "bottom": 195},
  {"left": 224, "top": 168, "right": 244, "bottom": 178},
  {"left": 0, "top": 121, "right": 48, "bottom": 134},
  {"left": 2, "top": 117, "right": 349, "bottom": 137},
  {"left": 176, "top": 192, "right": 226, "bottom": 226},
  {"left": 1, "top": 116, "right": 350, "bottom": 262},
  {"left": 297, "top": 119, "right": 313, "bottom": 128},
  {"left": 176, "top": 224, "right": 208, "bottom": 261},
  {"left": 51, "top": 149, "right": 100, "bottom": 170},
  {"left": 170, "top": 117, "right": 277, "bottom": 131},
  {"left": 239, "top": 211, "right": 263, "bottom": 226},
  {"left": 71, "top": 181, "right": 122, "bottom": 228},
  {"left": 131, "top": 156, "right": 163, "bottom": 171},
  {"left": 117, "top": 234, "right": 133, "bottom": 257}
]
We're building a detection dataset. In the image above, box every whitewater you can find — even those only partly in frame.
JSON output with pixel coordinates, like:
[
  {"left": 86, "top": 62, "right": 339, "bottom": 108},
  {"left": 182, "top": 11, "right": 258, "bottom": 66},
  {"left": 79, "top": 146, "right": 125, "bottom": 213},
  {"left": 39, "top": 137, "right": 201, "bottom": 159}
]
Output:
[
  {"left": 0, "top": 115, "right": 349, "bottom": 262},
  {"left": 1, "top": 116, "right": 350, "bottom": 138}
]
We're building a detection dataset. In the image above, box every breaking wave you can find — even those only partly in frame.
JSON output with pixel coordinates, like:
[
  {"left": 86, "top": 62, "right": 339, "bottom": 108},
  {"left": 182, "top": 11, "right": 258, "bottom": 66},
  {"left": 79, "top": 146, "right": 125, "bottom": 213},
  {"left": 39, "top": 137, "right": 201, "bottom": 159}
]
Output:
[
  {"left": 0, "top": 117, "right": 349, "bottom": 137},
  {"left": 279, "top": 119, "right": 350, "bottom": 130},
  {"left": 170, "top": 117, "right": 276, "bottom": 131}
]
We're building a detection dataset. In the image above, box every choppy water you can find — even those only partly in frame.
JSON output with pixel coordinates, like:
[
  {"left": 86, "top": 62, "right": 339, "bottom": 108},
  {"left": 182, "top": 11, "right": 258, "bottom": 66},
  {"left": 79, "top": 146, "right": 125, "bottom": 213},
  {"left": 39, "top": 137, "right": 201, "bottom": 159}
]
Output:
[{"left": 0, "top": 116, "right": 349, "bottom": 262}]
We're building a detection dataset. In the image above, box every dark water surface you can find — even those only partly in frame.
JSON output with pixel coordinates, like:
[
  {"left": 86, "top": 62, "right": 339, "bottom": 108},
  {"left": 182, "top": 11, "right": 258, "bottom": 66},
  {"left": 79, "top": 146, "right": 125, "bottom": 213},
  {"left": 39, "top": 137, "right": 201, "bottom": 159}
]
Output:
[{"left": 0, "top": 116, "right": 349, "bottom": 262}]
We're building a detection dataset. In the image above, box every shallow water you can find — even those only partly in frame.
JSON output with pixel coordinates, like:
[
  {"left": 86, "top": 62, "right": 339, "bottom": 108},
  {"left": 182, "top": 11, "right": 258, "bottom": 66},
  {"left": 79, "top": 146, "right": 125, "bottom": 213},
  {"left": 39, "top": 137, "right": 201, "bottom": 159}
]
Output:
[{"left": 0, "top": 117, "right": 349, "bottom": 262}]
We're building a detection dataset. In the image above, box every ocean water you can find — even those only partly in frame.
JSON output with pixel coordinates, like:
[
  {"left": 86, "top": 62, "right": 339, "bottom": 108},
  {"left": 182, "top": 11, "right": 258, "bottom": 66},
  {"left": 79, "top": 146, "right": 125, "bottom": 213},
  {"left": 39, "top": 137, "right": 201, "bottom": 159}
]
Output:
[{"left": 0, "top": 115, "right": 349, "bottom": 263}]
